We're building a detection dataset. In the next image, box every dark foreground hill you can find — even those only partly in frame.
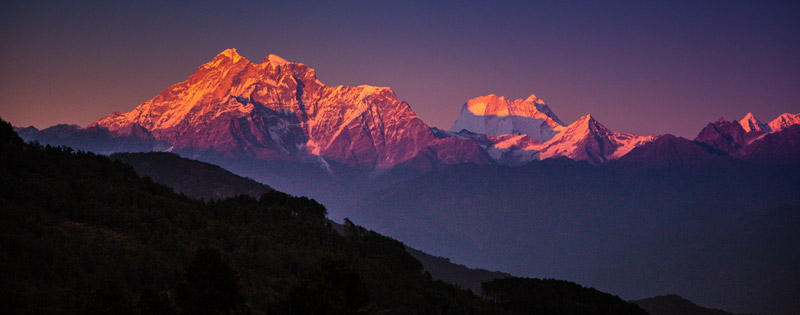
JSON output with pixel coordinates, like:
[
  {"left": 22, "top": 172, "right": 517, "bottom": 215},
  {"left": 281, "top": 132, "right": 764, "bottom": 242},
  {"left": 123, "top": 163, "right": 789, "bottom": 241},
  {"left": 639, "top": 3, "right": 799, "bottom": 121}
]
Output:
[
  {"left": 110, "top": 152, "right": 272, "bottom": 199},
  {"left": 634, "top": 295, "right": 735, "bottom": 315},
  {"left": 405, "top": 246, "right": 511, "bottom": 295},
  {"left": 0, "top": 117, "right": 646, "bottom": 314}
]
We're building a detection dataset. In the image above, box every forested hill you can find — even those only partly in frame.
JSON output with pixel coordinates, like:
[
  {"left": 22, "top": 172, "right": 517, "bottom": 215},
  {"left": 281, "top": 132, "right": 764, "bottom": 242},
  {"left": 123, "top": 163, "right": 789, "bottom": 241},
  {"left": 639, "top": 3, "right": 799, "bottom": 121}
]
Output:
[
  {"left": 0, "top": 117, "right": 646, "bottom": 314},
  {"left": 110, "top": 152, "right": 272, "bottom": 199}
]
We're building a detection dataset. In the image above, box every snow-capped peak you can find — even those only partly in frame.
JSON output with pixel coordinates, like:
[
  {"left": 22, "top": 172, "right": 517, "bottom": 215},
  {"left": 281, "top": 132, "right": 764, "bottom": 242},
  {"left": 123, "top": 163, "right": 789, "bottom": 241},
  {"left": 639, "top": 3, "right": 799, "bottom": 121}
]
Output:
[
  {"left": 768, "top": 112, "right": 800, "bottom": 132},
  {"left": 738, "top": 112, "right": 771, "bottom": 133},
  {"left": 450, "top": 93, "right": 566, "bottom": 142},
  {"left": 531, "top": 114, "right": 652, "bottom": 164},
  {"left": 524, "top": 93, "right": 546, "bottom": 105},
  {"left": 216, "top": 48, "right": 243, "bottom": 63},
  {"left": 578, "top": 114, "right": 595, "bottom": 123},
  {"left": 266, "top": 54, "right": 290, "bottom": 66},
  {"left": 565, "top": 114, "right": 607, "bottom": 135}
]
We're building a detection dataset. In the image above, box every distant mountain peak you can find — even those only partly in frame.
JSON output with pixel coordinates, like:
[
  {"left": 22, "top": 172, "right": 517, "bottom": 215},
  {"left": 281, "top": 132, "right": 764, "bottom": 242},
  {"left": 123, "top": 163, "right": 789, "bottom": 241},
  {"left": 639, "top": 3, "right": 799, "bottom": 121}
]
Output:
[
  {"left": 524, "top": 93, "right": 546, "bottom": 105},
  {"left": 450, "top": 93, "right": 565, "bottom": 142},
  {"left": 533, "top": 114, "right": 651, "bottom": 164},
  {"left": 738, "top": 112, "right": 770, "bottom": 133},
  {"left": 217, "top": 48, "right": 240, "bottom": 58},
  {"left": 768, "top": 112, "right": 800, "bottom": 132},
  {"left": 570, "top": 114, "right": 612, "bottom": 136},
  {"left": 265, "top": 53, "right": 290, "bottom": 66},
  {"left": 209, "top": 48, "right": 246, "bottom": 65},
  {"left": 578, "top": 114, "right": 596, "bottom": 123}
]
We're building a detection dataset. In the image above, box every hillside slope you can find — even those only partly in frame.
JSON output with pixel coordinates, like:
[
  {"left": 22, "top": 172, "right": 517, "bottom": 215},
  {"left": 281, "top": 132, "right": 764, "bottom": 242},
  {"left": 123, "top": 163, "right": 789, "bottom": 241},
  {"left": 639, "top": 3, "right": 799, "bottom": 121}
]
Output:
[
  {"left": 0, "top": 117, "right": 645, "bottom": 314},
  {"left": 111, "top": 152, "right": 272, "bottom": 199},
  {"left": 634, "top": 295, "right": 734, "bottom": 315}
]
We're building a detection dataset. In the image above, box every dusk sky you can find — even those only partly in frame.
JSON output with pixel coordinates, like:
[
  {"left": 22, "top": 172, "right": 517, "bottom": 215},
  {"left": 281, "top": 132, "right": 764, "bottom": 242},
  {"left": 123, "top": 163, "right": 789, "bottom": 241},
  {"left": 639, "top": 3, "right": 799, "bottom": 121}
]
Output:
[{"left": 1, "top": 0, "right": 797, "bottom": 138}]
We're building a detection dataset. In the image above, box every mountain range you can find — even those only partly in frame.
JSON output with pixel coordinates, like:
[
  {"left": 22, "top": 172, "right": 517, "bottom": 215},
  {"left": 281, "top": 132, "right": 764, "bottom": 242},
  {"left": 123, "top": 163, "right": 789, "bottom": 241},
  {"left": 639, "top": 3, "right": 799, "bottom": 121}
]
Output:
[
  {"left": 13, "top": 49, "right": 800, "bottom": 314},
  {"left": 19, "top": 49, "right": 798, "bottom": 169}
]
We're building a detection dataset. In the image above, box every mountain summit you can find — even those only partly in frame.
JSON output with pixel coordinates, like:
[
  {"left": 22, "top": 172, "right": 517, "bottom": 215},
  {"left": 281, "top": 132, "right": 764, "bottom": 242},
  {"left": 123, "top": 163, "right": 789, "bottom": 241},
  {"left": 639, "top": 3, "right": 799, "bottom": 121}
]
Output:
[
  {"left": 532, "top": 114, "right": 653, "bottom": 164},
  {"left": 450, "top": 94, "right": 565, "bottom": 142},
  {"left": 738, "top": 112, "right": 770, "bottom": 133},
  {"left": 93, "top": 49, "right": 437, "bottom": 169}
]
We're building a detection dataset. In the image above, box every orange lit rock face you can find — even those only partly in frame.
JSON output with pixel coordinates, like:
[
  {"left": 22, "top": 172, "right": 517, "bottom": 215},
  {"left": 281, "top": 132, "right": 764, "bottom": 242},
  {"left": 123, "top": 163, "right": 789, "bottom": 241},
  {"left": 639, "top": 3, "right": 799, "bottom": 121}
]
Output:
[
  {"left": 767, "top": 113, "right": 800, "bottom": 132},
  {"left": 94, "top": 49, "right": 436, "bottom": 169}
]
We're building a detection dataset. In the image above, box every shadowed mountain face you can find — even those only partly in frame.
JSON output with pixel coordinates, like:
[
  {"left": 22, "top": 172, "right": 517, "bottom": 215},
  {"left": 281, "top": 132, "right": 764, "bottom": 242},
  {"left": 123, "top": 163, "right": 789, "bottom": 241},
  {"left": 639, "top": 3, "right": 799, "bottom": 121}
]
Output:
[
  {"left": 615, "top": 134, "right": 735, "bottom": 168},
  {"left": 694, "top": 115, "right": 800, "bottom": 163},
  {"left": 743, "top": 124, "right": 800, "bottom": 165},
  {"left": 694, "top": 119, "right": 751, "bottom": 157}
]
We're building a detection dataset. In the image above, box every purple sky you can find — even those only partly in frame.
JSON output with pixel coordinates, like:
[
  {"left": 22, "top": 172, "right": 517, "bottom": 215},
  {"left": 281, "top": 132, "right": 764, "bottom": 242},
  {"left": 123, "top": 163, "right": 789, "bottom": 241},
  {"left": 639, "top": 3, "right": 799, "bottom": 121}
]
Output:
[{"left": 1, "top": 0, "right": 797, "bottom": 138}]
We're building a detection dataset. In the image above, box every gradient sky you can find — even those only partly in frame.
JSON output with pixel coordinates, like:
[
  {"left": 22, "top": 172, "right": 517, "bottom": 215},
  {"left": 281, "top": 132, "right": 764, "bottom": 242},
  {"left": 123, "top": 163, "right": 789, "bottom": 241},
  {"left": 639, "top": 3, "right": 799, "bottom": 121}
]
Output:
[{"left": 1, "top": 0, "right": 797, "bottom": 138}]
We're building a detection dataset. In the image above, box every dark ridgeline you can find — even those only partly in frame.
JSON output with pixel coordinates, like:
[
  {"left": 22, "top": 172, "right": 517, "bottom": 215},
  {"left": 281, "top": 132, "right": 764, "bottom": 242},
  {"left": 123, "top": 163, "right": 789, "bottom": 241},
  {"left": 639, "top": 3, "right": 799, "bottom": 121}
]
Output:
[
  {"left": 634, "top": 295, "right": 735, "bottom": 315},
  {"left": 404, "top": 246, "right": 512, "bottom": 296},
  {"left": 110, "top": 152, "right": 272, "bottom": 200},
  {"left": 483, "top": 278, "right": 646, "bottom": 315},
  {"left": 0, "top": 117, "right": 647, "bottom": 314}
]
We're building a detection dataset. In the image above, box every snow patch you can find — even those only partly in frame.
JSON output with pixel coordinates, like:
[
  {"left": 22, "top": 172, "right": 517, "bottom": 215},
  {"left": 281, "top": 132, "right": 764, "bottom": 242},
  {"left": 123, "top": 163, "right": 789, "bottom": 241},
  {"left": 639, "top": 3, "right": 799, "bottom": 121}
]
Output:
[{"left": 267, "top": 54, "right": 290, "bottom": 66}]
